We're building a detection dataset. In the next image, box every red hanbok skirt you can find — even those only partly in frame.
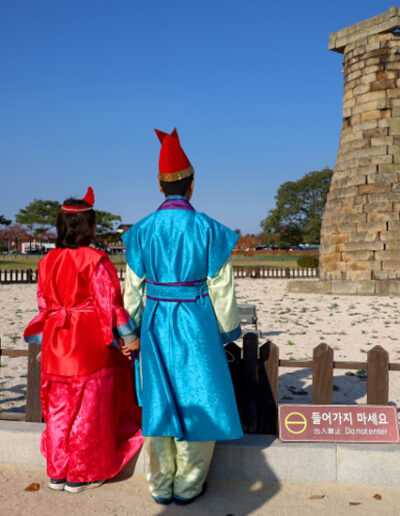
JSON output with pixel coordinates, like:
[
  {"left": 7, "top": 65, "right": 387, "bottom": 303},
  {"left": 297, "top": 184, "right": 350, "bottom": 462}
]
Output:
[{"left": 40, "top": 365, "right": 143, "bottom": 482}]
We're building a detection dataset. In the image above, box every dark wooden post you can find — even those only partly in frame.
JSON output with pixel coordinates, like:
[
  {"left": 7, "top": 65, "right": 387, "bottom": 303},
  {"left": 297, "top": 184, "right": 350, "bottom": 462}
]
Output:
[
  {"left": 259, "top": 341, "right": 279, "bottom": 434},
  {"left": 27, "top": 269, "right": 33, "bottom": 284},
  {"left": 242, "top": 332, "right": 259, "bottom": 433},
  {"left": 285, "top": 267, "right": 290, "bottom": 278},
  {"left": 312, "top": 343, "right": 333, "bottom": 404},
  {"left": 26, "top": 342, "right": 43, "bottom": 422},
  {"left": 225, "top": 342, "right": 243, "bottom": 420},
  {"left": 367, "top": 345, "right": 389, "bottom": 405}
]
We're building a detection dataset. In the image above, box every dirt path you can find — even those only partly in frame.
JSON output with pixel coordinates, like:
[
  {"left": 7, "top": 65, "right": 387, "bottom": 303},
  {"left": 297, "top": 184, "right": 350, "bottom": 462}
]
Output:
[{"left": 1, "top": 463, "right": 400, "bottom": 516}]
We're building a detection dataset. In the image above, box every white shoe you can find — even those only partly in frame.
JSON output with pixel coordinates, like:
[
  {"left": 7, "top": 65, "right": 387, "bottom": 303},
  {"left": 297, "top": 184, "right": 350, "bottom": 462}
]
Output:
[
  {"left": 48, "top": 478, "right": 66, "bottom": 491},
  {"left": 64, "top": 480, "right": 105, "bottom": 494}
]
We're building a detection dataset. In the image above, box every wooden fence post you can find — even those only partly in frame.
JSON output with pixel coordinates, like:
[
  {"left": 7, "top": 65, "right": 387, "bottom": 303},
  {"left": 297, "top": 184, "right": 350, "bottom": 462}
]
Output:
[
  {"left": 367, "top": 345, "right": 389, "bottom": 405},
  {"left": 312, "top": 343, "right": 333, "bottom": 404},
  {"left": 25, "top": 342, "right": 42, "bottom": 422},
  {"left": 259, "top": 341, "right": 279, "bottom": 434},
  {"left": 27, "top": 269, "right": 33, "bottom": 284},
  {"left": 225, "top": 342, "right": 243, "bottom": 420},
  {"left": 242, "top": 332, "right": 259, "bottom": 433}
]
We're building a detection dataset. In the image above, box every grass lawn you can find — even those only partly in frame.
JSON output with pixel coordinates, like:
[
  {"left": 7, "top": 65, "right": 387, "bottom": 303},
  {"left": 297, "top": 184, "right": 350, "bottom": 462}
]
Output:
[
  {"left": 0, "top": 253, "right": 317, "bottom": 270},
  {"left": 0, "top": 254, "right": 127, "bottom": 270},
  {"left": 232, "top": 254, "right": 315, "bottom": 268}
]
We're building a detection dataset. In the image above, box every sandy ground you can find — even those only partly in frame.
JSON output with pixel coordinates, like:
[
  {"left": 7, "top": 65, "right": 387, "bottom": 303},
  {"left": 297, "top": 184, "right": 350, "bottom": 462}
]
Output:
[
  {"left": 1, "top": 463, "right": 400, "bottom": 516},
  {"left": 1, "top": 279, "right": 400, "bottom": 412}
]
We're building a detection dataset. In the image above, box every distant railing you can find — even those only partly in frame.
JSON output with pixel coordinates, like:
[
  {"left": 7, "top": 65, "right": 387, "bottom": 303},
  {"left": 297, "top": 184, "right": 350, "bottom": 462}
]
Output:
[
  {"left": 0, "top": 269, "right": 38, "bottom": 284},
  {"left": 233, "top": 266, "right": 318, "bottom": 279},
  {"left": 0, "top": 267, "right": 318, "bottom": 284}
]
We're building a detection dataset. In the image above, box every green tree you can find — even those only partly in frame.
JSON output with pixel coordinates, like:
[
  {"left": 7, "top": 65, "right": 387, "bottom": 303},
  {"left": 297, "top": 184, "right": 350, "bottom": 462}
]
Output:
[
  {"left": 15, "top": 199, "right": 61, "bottom": 238},
  {"left": 0, "top": 215, "right": 11, "bottom": 226},
  {"left": 260, "top": 168, "right": 333, "bottom": 246},
  {"left": 95, "top": 210, "right": 122, "bottom": 234}
]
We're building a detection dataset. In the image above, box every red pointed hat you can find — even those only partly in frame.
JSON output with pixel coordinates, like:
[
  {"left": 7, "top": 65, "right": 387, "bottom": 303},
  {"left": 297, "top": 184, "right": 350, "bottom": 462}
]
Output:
[
  {"left": 155, "top": 128, "right": 194, "bottom": 182},
  {"left": 61, "top": 187, "right": 95, "bottom": 213}
]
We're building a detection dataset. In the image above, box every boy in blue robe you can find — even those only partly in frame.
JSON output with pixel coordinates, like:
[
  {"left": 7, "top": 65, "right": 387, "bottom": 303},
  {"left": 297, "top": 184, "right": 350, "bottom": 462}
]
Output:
[{"left": 121, "top": 128, "right": 243, "bottom": 505}]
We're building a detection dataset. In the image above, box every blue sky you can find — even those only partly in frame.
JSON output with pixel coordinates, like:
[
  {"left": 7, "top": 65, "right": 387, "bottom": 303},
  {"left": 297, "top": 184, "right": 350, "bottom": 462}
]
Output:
[{"left": 0, "top": 1, "right": 396, "bottom": 233}]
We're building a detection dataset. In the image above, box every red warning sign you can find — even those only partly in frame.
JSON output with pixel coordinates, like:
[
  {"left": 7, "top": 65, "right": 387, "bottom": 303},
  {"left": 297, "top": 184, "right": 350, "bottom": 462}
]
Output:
[{"left": 279, "top": 404, "right": 399, "bottom": 443}]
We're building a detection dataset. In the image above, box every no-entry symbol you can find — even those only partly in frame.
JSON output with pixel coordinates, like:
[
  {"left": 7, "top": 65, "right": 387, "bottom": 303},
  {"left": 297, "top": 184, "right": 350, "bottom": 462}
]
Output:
[{"left": 284, "top": 412, "right": 307, "bottom": 434}]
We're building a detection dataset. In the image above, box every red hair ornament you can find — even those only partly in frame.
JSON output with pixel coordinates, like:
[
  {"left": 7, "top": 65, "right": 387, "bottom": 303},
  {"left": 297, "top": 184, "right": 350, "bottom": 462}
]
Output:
[{"left": 61, "top": 187, "right": 95, "bottom": 213}]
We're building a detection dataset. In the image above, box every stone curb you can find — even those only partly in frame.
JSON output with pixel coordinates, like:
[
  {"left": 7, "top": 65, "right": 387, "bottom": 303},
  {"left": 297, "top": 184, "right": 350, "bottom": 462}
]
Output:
[{"left": 1, "top": 421, "right": 400, "bottom": 486}]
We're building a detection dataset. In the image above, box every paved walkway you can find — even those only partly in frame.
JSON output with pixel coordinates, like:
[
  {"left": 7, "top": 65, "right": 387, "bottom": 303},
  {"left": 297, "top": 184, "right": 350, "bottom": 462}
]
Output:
[{"left": 1, "top": 463, "right": 400, "bottom": 516}]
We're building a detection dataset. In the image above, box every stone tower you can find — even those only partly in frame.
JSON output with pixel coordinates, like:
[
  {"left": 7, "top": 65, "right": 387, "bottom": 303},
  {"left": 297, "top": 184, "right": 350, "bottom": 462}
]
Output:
[{"left": 319, "top": 7, "right": 400, "bottom": 295}]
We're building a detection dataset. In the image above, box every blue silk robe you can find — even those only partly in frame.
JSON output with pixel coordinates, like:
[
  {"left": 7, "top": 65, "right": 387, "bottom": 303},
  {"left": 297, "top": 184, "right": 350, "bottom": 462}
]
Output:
[{"left": 122, "top": 196, "right": 243, "bottom": 442}]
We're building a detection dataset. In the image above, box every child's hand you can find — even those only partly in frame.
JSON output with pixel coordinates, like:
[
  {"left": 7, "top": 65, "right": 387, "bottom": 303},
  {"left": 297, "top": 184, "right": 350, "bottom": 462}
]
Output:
[{"left": 120, "top": 337, "right": 140, "bottom": 357}]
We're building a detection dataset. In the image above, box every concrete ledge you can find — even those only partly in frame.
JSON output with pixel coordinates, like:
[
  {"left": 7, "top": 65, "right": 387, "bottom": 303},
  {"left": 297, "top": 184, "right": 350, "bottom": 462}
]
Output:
[
  {"left": 1, "top": 421, "right": 400, "bottom": 486},
  {"left": 288, "top": 279, "right": 400, "bottom": 296}
]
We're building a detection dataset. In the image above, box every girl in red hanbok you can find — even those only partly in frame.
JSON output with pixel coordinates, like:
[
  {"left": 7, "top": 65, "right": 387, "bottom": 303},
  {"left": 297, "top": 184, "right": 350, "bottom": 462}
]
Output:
[{"left": 24, "top": 187, "right": 143, "bottom": 493}]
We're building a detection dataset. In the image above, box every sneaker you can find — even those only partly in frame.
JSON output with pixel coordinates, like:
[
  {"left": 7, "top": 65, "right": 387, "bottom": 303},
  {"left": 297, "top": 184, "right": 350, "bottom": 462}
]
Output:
[
  {"left": 152, "top": 495, "right": 173, "bottom": 505},
  {"left": 174, "top": 481, "right": 207, "bottom": 505},
  {"left": 64, "top": 480, "right": 105, "bottom": 494},
  {"left": 48, "top": 478, "right": 66, "bottom": 491}
]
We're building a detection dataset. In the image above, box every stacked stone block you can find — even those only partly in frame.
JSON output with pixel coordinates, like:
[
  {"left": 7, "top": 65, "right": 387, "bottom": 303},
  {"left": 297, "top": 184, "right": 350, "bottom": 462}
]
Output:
[{"left": 319, "top": 7, "right": 400, "bottom": 287}]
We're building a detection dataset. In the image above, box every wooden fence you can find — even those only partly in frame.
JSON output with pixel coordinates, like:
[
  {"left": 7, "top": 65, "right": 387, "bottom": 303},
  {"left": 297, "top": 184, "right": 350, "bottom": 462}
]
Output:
[
  {"left": 0, "top": 266, "right": 318, "bottom": 284},
  {"left": 224, "top": 334, "right": 397, "bottom": 435},
  {"left": 1, "top": 334, "right": 397, "bottom": 434},
  {"left": 0, "top": 339, "right": 41, "bottom": 422}
]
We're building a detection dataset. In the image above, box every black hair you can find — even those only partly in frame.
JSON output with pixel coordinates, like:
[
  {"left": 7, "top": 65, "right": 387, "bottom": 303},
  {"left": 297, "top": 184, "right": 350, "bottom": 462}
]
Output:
[
  {"left": 56, "top": 198, "right": 96, "bottom": 249},
  {"left": 159, "top": 175, "right": 194, "bottom": 197}
]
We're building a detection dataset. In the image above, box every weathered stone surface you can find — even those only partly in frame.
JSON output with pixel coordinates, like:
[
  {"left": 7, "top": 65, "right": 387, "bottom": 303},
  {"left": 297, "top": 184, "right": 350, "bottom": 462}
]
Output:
[
  {"left": 357, "top": 221, "right": 387, "bottom": 232},
  {"left": 385, "top": 241, "right": 400, "bottom": 250},
  {"left": 348, "top": 231, "right": 380, "bottom": 243},
  {"left": 363, "top": 127, "right": 389, "bottom": 138},
  {"left": 363, "top": 200, "right": 393, "bottom": 213},
  {"left": 372, "top": 271, "right": 390, "bottom": 281},
  {"left": 360, "top": 109, "right": 391, "bottom": 122},
  {"left": 382, "top": 260, "right": 400, "bottom": 271},
  {"left": 367, "top": 212, "right": 399, "bottom": 222},
  {"left": 376, "top": 280, "right": 400, "bottom": 295},
  {"left": 287, "top": 280, "right": 331, "bottom": 294},
  {"left": 380, "top": 231, "right": 400, "bottom": 241},
  {"left": 358, "top": 184, "right": 388, "bottom": 194},
  {"left": 375, "top": 250, "right": 400, "bottom": 261},
  {"left": 355, "top": 280, "right": 377, "bottom": 294},
  {"left": 371, "top": 136, "right": 394, "bottom": 146},
  {"left": 342, "top": 241, "right": 384, "bottom": 252},
  {"left": 341, "top": 251, "right": 374, "bottom": 261},
  {"left": 331, "top": 281, "right": 358, "bottom": 294}
]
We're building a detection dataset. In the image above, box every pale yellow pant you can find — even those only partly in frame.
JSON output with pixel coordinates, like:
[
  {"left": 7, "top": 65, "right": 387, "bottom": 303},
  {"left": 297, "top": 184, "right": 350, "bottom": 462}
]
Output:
[{"left": 146, "top": 436, "right": 215, "bottom": 501}]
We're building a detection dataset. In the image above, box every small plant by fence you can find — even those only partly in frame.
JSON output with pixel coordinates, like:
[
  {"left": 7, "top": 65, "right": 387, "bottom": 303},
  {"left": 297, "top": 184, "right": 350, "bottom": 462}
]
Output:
[
  {"left": 0, "top": 266, "right": 318, "bottom": 284},
  {"left": 1, "top": 334, "right": 397, "bottom": 433}
]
